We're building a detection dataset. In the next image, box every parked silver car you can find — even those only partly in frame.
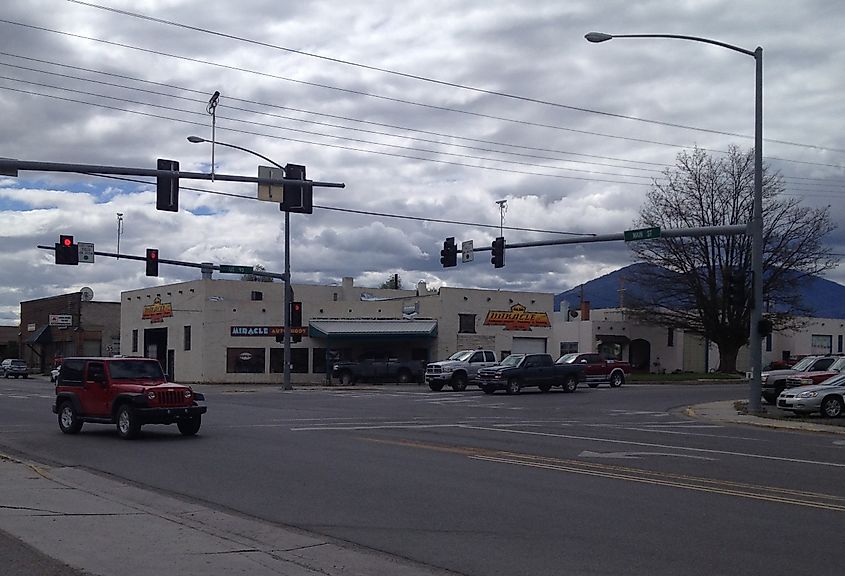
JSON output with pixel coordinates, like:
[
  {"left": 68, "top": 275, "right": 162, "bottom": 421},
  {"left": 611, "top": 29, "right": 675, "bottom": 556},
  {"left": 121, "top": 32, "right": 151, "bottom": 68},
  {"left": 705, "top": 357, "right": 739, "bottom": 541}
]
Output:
[
  {"left": 776, "top": 372, "right": 845, "bottom": 417},
  {"left": 1, "top": 358, "right": 28, "bottom": 379}
]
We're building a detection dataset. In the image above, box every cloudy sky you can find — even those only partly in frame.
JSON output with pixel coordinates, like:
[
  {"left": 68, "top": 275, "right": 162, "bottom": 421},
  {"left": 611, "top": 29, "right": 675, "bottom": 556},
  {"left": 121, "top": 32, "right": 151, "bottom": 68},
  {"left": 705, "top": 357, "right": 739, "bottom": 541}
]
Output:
[{"left": 1, "top": 0, "right": 843, "bottom": 324}]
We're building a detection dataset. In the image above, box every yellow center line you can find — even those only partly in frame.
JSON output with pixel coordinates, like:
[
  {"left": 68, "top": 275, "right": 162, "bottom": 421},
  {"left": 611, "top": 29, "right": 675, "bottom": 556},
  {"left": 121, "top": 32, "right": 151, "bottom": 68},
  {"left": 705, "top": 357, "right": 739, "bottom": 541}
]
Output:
[{"left": 362, "top": 437, "right": 845, "bottom": 512}]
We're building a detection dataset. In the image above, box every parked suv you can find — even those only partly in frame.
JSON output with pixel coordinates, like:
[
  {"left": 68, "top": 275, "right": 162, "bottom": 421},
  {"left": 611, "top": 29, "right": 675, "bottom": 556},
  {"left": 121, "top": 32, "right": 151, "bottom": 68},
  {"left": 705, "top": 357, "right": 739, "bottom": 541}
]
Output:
[
  {"left": 52, "top": 357, "right": 207, "bottom": 439},
  {"left": 1, "top": 358, "right": 28, "bottom": 379},
  {"left": 761, "top": 355, "right": 838, "bottom": 404}
]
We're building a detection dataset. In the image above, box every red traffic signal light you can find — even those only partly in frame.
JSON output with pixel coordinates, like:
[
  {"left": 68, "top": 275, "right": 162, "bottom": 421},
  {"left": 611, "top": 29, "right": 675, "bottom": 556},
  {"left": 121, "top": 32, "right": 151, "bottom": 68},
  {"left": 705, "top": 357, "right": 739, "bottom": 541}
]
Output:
[
  {"left": 55, "top": 235, "right": 79, "bottom": 265},
  {"left": 146, "top": 248, "right": 159, "bottom": 277}
]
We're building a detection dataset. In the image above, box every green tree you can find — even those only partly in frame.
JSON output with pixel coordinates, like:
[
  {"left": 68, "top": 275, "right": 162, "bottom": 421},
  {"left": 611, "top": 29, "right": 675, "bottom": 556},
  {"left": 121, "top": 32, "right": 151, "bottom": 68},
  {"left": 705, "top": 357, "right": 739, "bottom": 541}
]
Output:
[{"left": 627, "top": 146, "right": 836, "bottom": 373}]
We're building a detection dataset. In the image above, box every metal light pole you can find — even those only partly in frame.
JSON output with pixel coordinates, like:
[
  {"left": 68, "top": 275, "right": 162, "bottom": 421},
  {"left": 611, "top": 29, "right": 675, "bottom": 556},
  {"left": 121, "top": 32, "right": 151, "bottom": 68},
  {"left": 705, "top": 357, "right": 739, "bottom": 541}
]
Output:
[
  {"left": 116, "top": 212, "right": 124, "bottom": 259},
  {"left": 187, "top": 136, "right": 294, "bottom": 391},
  {"left": 586, "top": 32, "right": 764, "bottom": 413}
]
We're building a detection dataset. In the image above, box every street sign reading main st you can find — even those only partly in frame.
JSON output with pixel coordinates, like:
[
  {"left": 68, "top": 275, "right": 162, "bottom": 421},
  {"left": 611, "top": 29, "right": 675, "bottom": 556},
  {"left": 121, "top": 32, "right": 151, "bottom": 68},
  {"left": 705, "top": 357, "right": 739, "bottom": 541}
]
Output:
[
  {"left": 220, "top": 265, "right": 253, "bottom": 274},
  {"left": 624, "top": 227, "right": 661, "bottom": 242}
]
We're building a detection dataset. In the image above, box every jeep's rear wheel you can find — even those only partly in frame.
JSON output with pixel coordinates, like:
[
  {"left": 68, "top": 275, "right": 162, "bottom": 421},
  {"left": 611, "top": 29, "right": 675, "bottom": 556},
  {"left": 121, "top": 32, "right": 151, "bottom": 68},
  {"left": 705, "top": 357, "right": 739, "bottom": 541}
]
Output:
[
  {"left": 116, "top": 405, "right": 141, "bottom": 439},
  {"left": 58, "top": 401, "right": 83, "bottom": 434},
  {"left": 177, "top": 415, "right": 202, "bottom": 436}
]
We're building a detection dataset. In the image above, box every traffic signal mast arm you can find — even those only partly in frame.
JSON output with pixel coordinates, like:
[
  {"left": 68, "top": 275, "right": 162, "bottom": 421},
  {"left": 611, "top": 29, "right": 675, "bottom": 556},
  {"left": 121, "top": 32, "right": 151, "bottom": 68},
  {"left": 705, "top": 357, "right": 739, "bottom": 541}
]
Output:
[
  {"left": 0, "top": 159, "right": 345, "bottom": 189},
  {"left": 37, "top": 245, "right": 289, "bottom": 280},
  {"left": 465, "top": 224, "right": 747, "bottom": 253}
]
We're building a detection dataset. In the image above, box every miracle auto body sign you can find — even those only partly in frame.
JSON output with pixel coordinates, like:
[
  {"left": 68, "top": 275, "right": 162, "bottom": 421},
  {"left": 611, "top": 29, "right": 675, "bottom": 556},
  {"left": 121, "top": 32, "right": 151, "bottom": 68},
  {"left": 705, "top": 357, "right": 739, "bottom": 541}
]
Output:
[{"left": 484, "top": 303, "right": 551, "bottom": 331}]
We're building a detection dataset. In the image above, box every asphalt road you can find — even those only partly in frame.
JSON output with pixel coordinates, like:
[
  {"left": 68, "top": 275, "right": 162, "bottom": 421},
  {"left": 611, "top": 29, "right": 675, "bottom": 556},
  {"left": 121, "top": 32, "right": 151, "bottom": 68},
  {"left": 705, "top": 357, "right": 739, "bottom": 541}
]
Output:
[{"left": 1, "top": 376, "right": 844, "bottom": 576}]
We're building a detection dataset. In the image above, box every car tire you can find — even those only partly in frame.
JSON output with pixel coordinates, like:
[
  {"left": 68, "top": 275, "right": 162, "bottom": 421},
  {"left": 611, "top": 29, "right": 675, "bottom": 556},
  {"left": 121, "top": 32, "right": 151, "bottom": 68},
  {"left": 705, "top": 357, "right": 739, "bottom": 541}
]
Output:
[
  {"left": 428, "top": 381, "right": 444, "bottom": 392},
  {"left": 587, "top": 382, "right": 599, "bottom": 389},
  {"left": 397, "top": 369, "right": 413, "bottom": 384},
  {"left": 506, "top": 378, "right": 521, "bottom": 395},
  {"left": 562, "top": 375, "right": 578, "bottom": 393},
  {"left": 339, "top": 372, "right": 355, "bottom": 386},
  {"left": 820, "top": 395, "right": 844, "bottom": 418},
  {"left": 451, "top": 373, "right": 468, "bottom": 391},
  {"left": 481, "top": 385, "right": 495, "bottom": 395},
  {"left": 116, "top": 405, "right": 141, "bottom": 439},
  {"left": 177, "top": 416, "right": 202, "bottom": 436},
  {"left": 58, "top": 401, "right": 83, "bottom": 434},
  {"left": 538, "top": 383, "right": 552, "bottom": 393},
  {"left": 609, "top": 371, "right": 624, "bottom": 388}
]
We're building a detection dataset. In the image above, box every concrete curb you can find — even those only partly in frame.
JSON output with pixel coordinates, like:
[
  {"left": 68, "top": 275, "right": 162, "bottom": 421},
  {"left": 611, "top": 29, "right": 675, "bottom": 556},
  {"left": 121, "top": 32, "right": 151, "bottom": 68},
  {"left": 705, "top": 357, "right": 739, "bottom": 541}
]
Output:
[{"left": 684, "top": 400, "right": 845, "bottom": 435}]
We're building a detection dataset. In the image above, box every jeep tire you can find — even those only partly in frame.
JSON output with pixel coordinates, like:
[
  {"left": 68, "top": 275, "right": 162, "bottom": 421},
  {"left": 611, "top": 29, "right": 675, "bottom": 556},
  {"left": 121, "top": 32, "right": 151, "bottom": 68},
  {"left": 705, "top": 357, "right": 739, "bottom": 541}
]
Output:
[
  {"left": 58, "top": 401, "right": 83, "bottom": 434},
  {"left": 116, "top": 405, "right": 141, "bottom": 439},
  {"left": 177, "top": 415, "right": 202, "bottom": 436}
]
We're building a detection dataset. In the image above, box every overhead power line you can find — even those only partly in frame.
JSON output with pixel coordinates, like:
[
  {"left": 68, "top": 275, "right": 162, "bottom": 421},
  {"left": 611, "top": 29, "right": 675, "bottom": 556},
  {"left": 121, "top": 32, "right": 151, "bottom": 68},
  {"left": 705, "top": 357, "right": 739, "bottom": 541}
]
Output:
[{"left": 67, "top": 0, "right": 845, "bottom": 155}]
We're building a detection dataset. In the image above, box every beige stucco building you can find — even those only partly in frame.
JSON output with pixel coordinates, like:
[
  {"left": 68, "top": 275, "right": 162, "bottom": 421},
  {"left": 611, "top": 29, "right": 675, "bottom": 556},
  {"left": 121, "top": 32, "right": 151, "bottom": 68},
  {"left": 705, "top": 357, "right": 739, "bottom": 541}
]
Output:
[{"left": 120, "top": 277, "right": 557, "bottom": 384}]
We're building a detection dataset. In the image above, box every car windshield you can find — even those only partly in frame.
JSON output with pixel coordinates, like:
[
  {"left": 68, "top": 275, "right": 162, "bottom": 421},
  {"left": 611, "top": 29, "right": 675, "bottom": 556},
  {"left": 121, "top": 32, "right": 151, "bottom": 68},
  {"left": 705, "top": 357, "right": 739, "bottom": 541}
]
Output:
[
  {"left": 828, "top": 357, "right": 845, "bottom": 372},
  {"left": 448, "top": 350, "right": 473, "bottom": 361},
  {"left": 500, "top": 354, "right": 525, "bottom": 367},
  {"left": 819, "top": 373, "right": 845, "bottom": 387},
  {"left": 9, "top": 360, "right": 26, "bottom": 366},
  {"left": 108, "top": 361, "right": 165, "bottom": 380},
  {"left": 556, "top": 353, "right": 579, "bottom": 364},
  {"left": 790, "top": 357, "right": 816, "bottom": 371}
]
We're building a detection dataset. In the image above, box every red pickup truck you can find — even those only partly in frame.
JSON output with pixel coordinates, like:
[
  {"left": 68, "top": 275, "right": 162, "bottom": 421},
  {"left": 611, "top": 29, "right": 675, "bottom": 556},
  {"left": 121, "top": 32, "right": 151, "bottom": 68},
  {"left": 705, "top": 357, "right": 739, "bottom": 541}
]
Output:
[{"left": 556, "top": 353, "right": 631, "bottom": 388}]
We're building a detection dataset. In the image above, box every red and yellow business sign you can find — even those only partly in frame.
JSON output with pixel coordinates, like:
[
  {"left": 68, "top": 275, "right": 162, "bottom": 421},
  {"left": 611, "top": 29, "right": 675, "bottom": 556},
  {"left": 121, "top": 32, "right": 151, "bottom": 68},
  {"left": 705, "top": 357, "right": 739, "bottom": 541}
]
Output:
[
  {"left": 483, "top": 303, "right": 551, "bottom": 331},
  {"left": 142, "top": 296, "right": 173, "bottom": 324}
]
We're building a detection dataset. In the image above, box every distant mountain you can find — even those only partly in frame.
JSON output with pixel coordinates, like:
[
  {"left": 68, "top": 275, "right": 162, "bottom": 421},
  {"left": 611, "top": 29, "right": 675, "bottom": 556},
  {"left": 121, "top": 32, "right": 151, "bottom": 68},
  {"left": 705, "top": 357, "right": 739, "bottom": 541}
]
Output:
[{"left": 555, "top": 263, "right": 845, "bottom": 319}]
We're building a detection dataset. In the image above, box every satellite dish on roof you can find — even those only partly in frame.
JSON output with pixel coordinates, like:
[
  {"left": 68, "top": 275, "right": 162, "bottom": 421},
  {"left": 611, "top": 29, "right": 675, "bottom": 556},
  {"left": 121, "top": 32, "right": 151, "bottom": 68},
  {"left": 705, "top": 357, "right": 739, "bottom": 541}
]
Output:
[{"left": 80, "top": 287, "right": 94, "bottom": 301}]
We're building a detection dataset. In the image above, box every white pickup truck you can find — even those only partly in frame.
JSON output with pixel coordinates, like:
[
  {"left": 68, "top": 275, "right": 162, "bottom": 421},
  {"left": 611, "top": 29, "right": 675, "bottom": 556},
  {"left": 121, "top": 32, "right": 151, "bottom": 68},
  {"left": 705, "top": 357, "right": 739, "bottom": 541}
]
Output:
[{"left": 425, "top": 349, "right": 498, "bottom": 391}]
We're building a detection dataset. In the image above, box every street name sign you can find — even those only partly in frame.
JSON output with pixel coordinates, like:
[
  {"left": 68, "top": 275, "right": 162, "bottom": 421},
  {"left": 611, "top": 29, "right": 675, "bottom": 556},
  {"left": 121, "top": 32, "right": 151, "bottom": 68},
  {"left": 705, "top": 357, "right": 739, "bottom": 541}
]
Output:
[
  {"left": 624, "top": 227, "right": 661, "bottom": 242},
  {"left": 220, "top": 265, "right": 253, "bottom": 274}
]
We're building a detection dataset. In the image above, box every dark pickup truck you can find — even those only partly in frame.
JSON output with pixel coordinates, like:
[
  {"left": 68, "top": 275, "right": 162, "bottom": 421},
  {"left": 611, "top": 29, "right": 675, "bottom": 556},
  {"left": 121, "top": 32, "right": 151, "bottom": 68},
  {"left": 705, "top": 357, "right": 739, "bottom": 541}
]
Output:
[
  {"left": 477, "top": 353, "right": 584, "bottom": 395},
  {"left": 331, "top": 352, "right": 426, "bottom": 385}
]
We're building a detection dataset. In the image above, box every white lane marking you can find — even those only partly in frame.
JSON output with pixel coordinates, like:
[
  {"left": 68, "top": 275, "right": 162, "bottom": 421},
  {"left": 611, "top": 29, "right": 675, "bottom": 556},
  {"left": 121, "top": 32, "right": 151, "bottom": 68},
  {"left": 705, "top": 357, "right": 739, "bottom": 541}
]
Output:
[
  {"left": 458, "top": 424, "right": 845, "bottom": 468},
  {"left": 291, "top": 424, "right": 460, "bottom": 431},
  {"left": 579, "top": 450, "right": 716, "bottom": 461}
]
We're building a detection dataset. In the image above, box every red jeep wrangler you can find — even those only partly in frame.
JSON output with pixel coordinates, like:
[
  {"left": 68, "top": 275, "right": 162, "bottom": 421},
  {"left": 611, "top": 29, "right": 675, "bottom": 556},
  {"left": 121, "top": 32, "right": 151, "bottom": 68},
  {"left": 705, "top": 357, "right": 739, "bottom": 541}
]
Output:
[{"left": 52, "top": 357, "right": 206, "bottom": 439}]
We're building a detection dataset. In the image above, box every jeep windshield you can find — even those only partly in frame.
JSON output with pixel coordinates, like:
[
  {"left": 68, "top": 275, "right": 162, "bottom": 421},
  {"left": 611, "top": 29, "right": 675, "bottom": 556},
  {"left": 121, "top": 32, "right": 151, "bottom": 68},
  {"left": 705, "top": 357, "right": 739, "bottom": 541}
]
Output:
[
  {"left": 109, "top": 361, "right": 165, "bottom": 380},
  {"left": 447, "top": 350, "right": 473, "bottom": 361}
]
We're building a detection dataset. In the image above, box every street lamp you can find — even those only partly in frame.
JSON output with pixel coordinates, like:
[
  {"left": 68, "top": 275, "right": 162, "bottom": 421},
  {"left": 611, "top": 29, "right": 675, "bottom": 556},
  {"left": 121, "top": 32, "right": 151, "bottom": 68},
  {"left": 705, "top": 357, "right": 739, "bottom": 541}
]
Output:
[
  {"left": 586, "top": 32, "right": 764, "bottom": 413},
  {"left": 187, "top": 135, "right": 294, "bottom": 391}
]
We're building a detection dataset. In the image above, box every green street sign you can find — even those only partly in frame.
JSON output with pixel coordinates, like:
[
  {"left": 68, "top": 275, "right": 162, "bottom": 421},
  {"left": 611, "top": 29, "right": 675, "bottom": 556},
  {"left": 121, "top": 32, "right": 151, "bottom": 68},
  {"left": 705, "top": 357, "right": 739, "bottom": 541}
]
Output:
[
  {"left": 624, "top": 227, "right": 661, "bottom": 242},
  {"left": 219, "top": 265, "right": 253, "bottom": 274}
]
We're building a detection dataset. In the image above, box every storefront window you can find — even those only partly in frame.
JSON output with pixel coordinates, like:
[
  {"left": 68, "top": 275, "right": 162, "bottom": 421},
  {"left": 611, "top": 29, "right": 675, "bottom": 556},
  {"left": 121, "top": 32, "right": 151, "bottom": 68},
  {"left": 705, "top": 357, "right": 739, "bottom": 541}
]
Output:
[
  {"left": 459, "top": 314, "right": 476, "bottom": 334},
  {"left": 270, "top": 348, "right": 309, "bottom": 373},
  {"left": 226, "top": 348, "right": 265, "bottom": 373}
]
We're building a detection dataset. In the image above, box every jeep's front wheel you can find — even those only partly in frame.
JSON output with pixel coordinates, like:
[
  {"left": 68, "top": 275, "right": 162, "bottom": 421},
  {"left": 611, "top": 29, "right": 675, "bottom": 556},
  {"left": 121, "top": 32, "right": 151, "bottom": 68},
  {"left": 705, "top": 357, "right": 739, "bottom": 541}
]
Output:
[
  {"left": 116, "top": 405, "right": 141, "bottom": 439},
  {"left": 58, "top": 401, "right": 83, "bottom": 434},
  {"left": 177, "top": 415, "right": 202, "bottom": 436}
]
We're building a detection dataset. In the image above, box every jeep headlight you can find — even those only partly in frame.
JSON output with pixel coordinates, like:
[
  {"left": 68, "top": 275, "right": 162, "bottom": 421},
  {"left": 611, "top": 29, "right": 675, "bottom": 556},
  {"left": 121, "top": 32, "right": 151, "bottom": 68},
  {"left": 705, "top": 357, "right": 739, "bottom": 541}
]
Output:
[
  {"left": 147, "top": 391, "right": 156, "bottom": 400},
  {"left": 798, "top": 390, "right": 818, "bottom": 398},
  {"left": 184, "top": 390, "right": 192, "bottom": 399}
]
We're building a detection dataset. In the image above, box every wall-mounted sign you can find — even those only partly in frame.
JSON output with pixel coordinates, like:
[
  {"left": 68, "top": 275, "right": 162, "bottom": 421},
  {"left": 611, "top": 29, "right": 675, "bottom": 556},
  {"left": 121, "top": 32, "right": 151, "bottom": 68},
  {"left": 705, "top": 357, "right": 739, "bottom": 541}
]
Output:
[
  {"left": 142, "top": 296, "right": 173, "bottom": 324},
  {"left": 483, "top": 303, "right": 551, "bottom": 331},
  {"left": 230, "top": 326, "right": 308, "bottom": 337},
  {"left": 49, "top": 314, "right": 73, "bottom": 327}
]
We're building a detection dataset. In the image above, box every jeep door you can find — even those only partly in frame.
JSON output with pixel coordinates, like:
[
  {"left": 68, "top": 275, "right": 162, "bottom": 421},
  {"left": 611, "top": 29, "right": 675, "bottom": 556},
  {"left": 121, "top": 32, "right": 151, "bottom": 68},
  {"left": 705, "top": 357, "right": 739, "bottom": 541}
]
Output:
[{"left": 80, "top": 361, "right": 112, "bottom": 417}]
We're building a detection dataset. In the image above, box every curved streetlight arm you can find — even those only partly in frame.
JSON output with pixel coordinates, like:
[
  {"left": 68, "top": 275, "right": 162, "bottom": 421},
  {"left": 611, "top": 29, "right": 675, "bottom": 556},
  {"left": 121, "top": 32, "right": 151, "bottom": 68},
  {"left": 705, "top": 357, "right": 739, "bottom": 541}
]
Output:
[
  {"left": 187, "top": 136, "right": 286, "bottom": 173},
  {"left": 585, "top": 32, "right": 757, "bottom": 57}
]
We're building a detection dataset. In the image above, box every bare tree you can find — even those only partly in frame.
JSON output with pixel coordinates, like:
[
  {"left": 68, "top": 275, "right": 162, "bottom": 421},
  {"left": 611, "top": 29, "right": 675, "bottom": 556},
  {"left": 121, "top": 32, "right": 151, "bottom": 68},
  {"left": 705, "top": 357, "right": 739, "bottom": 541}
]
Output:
[
  {"left": 627, "top": 146, "right": 836, "bottom": 373},
  {"left": 240, "top": 264, "right": 274, "bottom": 282},
  {"left": 380, "top": 274, "right": 402, "bottom": 289}
]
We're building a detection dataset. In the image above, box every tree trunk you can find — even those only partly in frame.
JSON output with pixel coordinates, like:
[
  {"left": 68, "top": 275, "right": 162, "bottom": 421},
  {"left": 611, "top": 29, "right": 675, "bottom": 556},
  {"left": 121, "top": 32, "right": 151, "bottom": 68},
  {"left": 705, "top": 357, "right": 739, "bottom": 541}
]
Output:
[{"left": 717, "top": 345, "right": 739, "bottom": 374}]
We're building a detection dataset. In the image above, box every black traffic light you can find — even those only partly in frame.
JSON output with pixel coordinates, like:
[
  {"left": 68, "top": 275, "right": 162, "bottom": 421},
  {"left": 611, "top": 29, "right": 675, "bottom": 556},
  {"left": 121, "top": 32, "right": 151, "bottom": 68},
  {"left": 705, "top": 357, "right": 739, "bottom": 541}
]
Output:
[
  {"left": 290, "top": 301, "right": 302, "bottom": 343},
  {"left": 280, "top": 164, "right": 313, "bottom": 214},
  {"left": 440, "top": 237, "right": 457, "bottom": 268},
  {"left": 727, "top": 270, "right": 746, "bottom": 308},
  {"left": 55, "top": 235, "right": 79, "bottom": 265},
  {"left": 156, "top": 158, "right": 179, "bottom": 212},
  {"left": 145, "top": 248, "right": 159, "bottom": 277},
  {"left": 491, "top": 236, "right": 505, "bottom": 268}
]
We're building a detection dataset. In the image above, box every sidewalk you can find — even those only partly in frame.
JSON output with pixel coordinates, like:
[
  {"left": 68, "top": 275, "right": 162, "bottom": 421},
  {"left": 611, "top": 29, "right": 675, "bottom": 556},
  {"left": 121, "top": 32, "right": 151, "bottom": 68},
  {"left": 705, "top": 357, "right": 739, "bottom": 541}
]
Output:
[
  {"left": 0, "top": 454, "right": 451, "bottom": 576},
  {"left": 685, "top": 400, "right": 845, "bottom": 434}
]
